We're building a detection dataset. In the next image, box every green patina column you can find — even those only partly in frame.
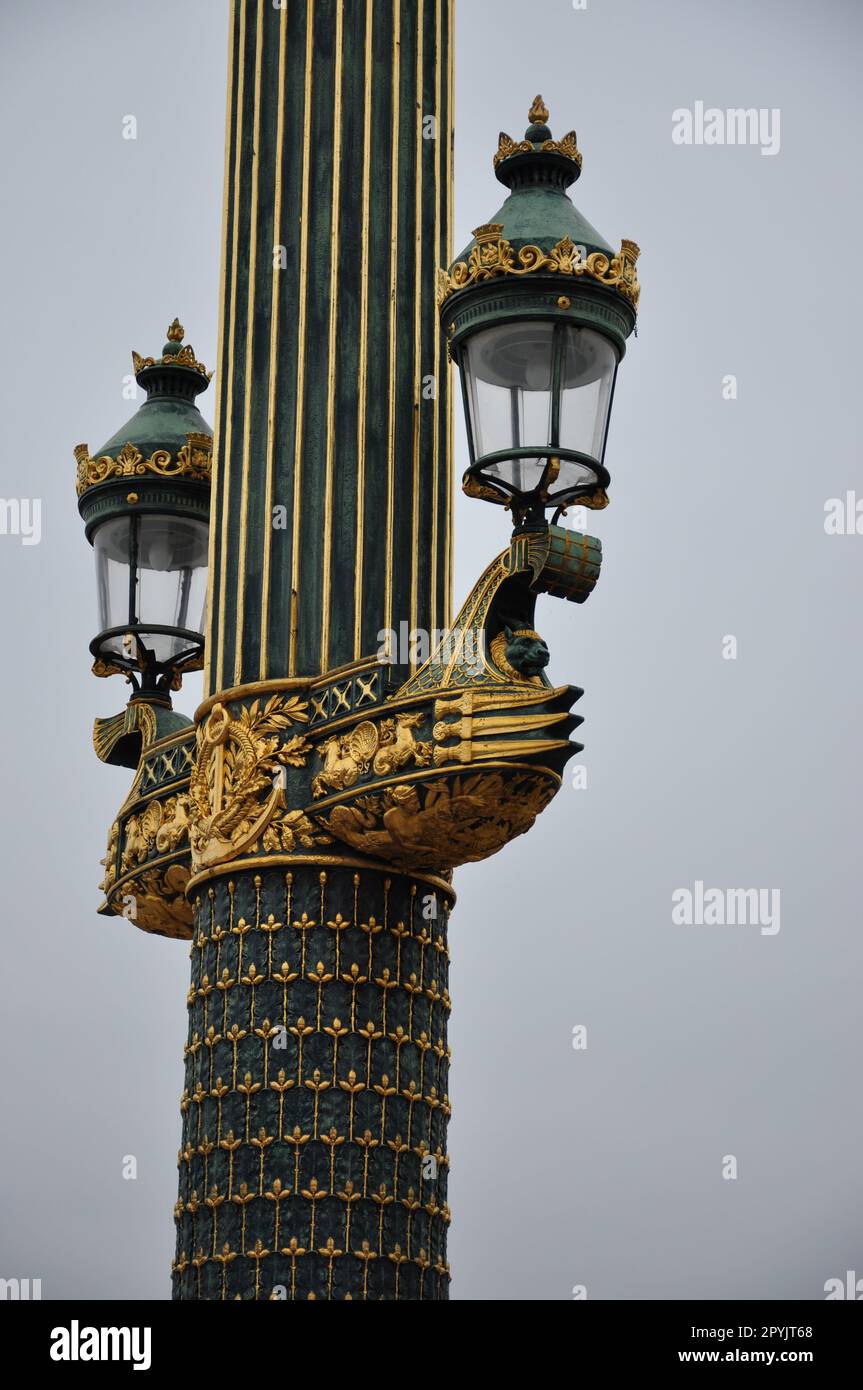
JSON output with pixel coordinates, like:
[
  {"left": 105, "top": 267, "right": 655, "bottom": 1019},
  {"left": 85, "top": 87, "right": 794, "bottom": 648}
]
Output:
[{"left": 173, "top": 0, "right": 455, "bottom": 1301}]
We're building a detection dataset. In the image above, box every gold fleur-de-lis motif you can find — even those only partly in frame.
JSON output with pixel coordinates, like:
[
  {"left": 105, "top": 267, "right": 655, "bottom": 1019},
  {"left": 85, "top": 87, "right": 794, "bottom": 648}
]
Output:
[
  {"left": 285, "top": 1124, "right": 310, "bottom": 1192},
  {"left": 289, "top": 1016, "right": 313, "bottom": 1085},
  {"left": 321, "top": 1125, "right": 345, "bottom": 1193},
  {"left": 338, "top": 1068, "right": 365, "bottom": 1141},
  {"left": 271, "top": 959, "right": 299, "bottom": 1026},
  {"left": 213, "top": 1241, "right": 237, "bottom": 1300},
  {"left": 318, "top": 1237, "right": 344, "bottom": 1300},
  {"left": 388, "top": 1242, "right": 409, "bottom": 1297},
  {"left": 300, "top": 1176, "right": 326, "bottom": 1247},
  {"left": 373, "top": 1073, "right": 397, "bottom": 1145},
  {"left": 387, "top": 1132, "right": 409, "bottom": 1195},
  {"left": 341, "top": 962, "right": 368, "bottom": 1031},
  {"left": 371, "top": 1183, "right": 394, "bottom": 1255},
  {"left": 254, "top": 1017, "right": 280, "bottom": 1087},
  {"left": 250, "top": 1125, "right": 274, "bottom": 1193},
  {"left": 246, "top": 1237, "right": 271, "bottom": 1300},
  {"left": 231, "top": 914, "right": 253, "bottom": 977},
  {"left": 258, "top": 912, "right": 283, "bottom": 977},
  {"left": 237, "top": 1070, "right": 263, "bottom": 1142},
  {"left": 219, "top": 1131, "right": 242, "bottom": 1197},
  {"left": 307, "top": 960, "right": 334, "bottom": 1030},
  {"left": 388, "top": 1024, "right": 410, "bottom": 1090},
  {"left": 326, "top": 912, "right": 351, "bottom": 976},
  {"left": 216, "top": 968, "right": 236, "bottom": 1031},
  {"left": 337, "top": 1179, "right": 361, "bottom": 1249},
  {"left": 265, "top": 1177, "right": 289, "bottom": 1249},
  {"left": 360, "top": 914, "right": 383, "bottom": 976},
  {"left": 225, "top": 1023, "right": 248, "bottom": 1087},
  {"left": 354, "top": 1129, "right": 380, "bottom": 1198},
  {"left": 401, "top": 1186, "right": 421, "bottom": 1259},
  {"left": 401, "top": 1080, "right": 422, "bottom": 1148},
  {"left": 240, "top": 961, "right": 265, "bottom": 1028},
  {"left": 404, "top": 972, "right": 423, "bottom": 1036},
  {"left": 374, "top": 967, "right": 398, "bottom": 1032},
  {"left": 269, "top": 1067, "right": 295, "bottom": 1141},
  {"left": 391, "top": 918, "right": 410, "bottom": 983},
  {"left": 323, "top": 1016, "right": 348, "bottom": 1083},
  {"left": 191, "top": 1247, "right": 209, "bottom": 1299},
  {"left": 352, "top": 1239, "right": 377, "bottom": 1300},
  {"left": 291, "top": 912, "right": 316, "bottom": 976},
  {"left": 416, "top": 1246, "right": 431, "bottom": 1298},
  {"left": 304, "top": 1068, "right": 331, "bottom": 1138},
  {"left": 281, "top": 1236, "right": 307, "bottom": 1300},
  {"left": 210, "top": 1075, "right": 229, "bottom": 1144},
  {"left": 357, "top": 1018, "right": 382, "bottom": 1085},
  {"left": 198, "top": 1135, "right": 215, "bottom": 1193},
  {"left": 232, "top": 1182, "right": 256, "bottom": 1253}
]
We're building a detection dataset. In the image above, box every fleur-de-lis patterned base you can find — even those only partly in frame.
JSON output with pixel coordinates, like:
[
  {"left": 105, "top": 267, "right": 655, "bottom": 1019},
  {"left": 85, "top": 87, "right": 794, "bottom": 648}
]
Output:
[{"left": 173, "top": 864, "right": 452, "bottom": 1301}]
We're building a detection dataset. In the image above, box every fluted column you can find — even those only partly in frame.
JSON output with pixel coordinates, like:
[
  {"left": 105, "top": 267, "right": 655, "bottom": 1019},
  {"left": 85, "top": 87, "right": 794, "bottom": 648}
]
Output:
[
  {"left": 205, "top": 0, "right": 453, "bottom": 691},
  {"left": 176, "top": 0, "right": 456, "bottom": 1300}
]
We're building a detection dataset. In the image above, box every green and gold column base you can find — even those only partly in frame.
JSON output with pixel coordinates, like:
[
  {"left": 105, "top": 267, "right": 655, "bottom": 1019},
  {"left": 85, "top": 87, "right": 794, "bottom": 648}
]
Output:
[{"left": 173, "top": 863, "right": 452, "bottom": 1301}]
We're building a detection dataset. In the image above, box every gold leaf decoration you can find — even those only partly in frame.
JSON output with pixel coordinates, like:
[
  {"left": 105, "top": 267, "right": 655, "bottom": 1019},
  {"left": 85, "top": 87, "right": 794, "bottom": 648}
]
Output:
[
  {"left": 320, "top": 770, "right": 558, "bottom": 872},
  {"left": 438, "top": 229, "right": 639, "bottom": 308},
  {"left": 75, "top": 435, "right": 213, "bottom": 497},
  {"left": 190, "top": 697, "right": 314, "bottom": 871}
]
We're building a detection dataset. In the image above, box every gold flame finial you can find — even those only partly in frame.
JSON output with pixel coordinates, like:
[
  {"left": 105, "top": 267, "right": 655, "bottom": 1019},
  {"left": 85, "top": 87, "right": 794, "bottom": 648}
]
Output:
[
  {"left": 166, "top": 318, "right": 185, "bottom": 342},
  {"left": 529, "top": 95, "right": 549, "bottom": 125}
]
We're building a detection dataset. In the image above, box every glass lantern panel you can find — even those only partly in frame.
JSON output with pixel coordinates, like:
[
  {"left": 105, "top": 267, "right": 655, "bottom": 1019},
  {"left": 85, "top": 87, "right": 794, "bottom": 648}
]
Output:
[
  {"left": 559, "top": 326, "right": 618, "bottom": 463},
  {"left": 464, "top": 322, "right": 554, "bottom": 492},
  {"left": 94, "top": 516, "right": 133, "bottom": 652},
  {"left": 135, "top": 514, "right": 209, "bottom": 663}
]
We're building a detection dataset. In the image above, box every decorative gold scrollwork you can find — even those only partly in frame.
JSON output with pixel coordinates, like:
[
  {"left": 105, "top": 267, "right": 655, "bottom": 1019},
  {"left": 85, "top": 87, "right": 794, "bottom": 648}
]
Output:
[
  {"left": 74, "top": 435, "right": 213, "bottom": 498},
  {"left": 437, "top": 230, "right": 640, "bottom": 309}
]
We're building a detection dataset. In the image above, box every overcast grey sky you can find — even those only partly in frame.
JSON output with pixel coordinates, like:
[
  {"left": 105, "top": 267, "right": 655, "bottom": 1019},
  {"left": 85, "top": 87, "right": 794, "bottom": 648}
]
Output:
[{"left": 1, "top": 0, "right": 861, "bottom": 1300}]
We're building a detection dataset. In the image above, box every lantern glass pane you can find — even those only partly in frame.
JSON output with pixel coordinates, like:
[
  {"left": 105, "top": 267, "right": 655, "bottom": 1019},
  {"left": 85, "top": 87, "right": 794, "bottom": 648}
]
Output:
[
  {"left": 464, "top": 322, "right": 554, "bottom": 492},
  {"left": 94, "top": 516, "right": 132, "bottom": 645},
  {"left": 136, "top": 515, "right": 208, "bottom": 663},
  {"left": 559, "top": 326, "right": 618, "bottom": 463},
  {"left": 93, "top": 513, "right": 208, "bottom": 665}
]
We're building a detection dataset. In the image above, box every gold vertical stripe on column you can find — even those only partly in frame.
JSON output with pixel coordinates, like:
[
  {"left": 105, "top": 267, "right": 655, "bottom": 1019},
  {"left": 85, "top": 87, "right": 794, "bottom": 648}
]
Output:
[
  {"left": 234, "top": 0, "right": 265, "bottom": 685},
  {"left": 320, "top": 2, "right": 344, "bottom": 674},
  {"left": 288, "top": 0, "right": 316, "bottom": 675},
  {"left": 408, "top": 0, "right": 424, "bottom": 672},
  {"left": 353, "top": 0, "right": 374, "bottom": 662},
  {"left": 445, "top": 0, "right": 455, "bottom": 623},
  {"left": 430, "top": 0, "right": 441, "bottom": 642},
  {"left": 204, "top": 0, "right": 238, "bottom": 697},
  {"left": 216, "top": 0, "right": 248, "bottom": 690},
  {"left": 259, "top": 0, "right": 288, "bottom": 680},
  {"left": 384, "top": 0, "right": 401, "bottom": 637}
]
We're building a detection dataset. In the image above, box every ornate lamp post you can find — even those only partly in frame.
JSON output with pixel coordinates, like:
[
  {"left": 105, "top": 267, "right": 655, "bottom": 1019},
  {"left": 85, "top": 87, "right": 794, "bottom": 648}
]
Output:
[{"left": 75, "top": 4, "right": 638, "bottom": 1300}]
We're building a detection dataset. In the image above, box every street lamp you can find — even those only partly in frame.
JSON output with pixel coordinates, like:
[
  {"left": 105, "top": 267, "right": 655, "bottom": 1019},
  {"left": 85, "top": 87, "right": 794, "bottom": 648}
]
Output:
[
  {"left": 74, "top": 320, "right": 213, "bottom": 702},
  {"left": 438, "top": 96, "right": 640, "bottom": 529}
]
